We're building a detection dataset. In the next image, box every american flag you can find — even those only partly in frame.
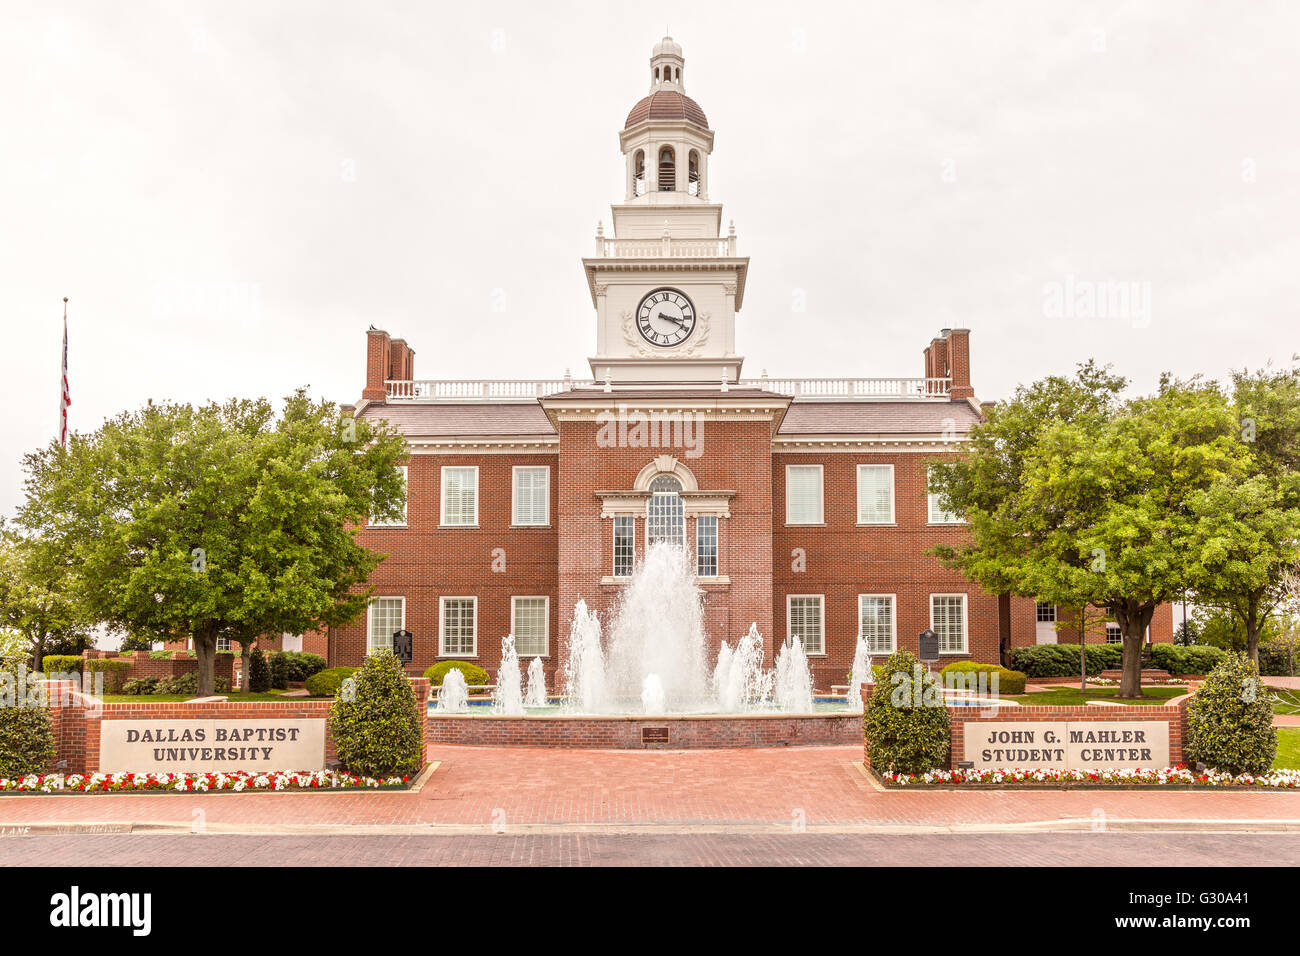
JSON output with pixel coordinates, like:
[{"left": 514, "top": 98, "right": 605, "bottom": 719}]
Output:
[{"left": 59, "top": 299, "right": 71, "bottom": 447}]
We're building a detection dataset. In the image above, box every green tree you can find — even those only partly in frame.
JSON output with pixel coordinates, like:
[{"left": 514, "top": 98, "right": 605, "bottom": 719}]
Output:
[
  {"left": 1188, "top": 366, "right": 1300, "bottom": 662},
  {"left": 16, "top": 390, "right": 406, "bottom": 696},
  {"left": 0, "top": 525, "right": 94, "bottom": 671},
  {"left": 932, "top": 368, "right": 1245, "bottom": 698}
]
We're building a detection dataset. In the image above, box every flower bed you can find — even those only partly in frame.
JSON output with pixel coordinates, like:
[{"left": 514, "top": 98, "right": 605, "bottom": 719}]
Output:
[
  {"left": 880, "top": 766, "right": 1300, "bottom": 788},
  {"left": 0, "top": 770, "right": 411, "bottom": 794}
]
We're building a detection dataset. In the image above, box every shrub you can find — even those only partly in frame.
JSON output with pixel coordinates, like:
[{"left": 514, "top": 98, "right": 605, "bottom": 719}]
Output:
[
  {"left": 424, "top": 660, "right": 489, "bottom": 687},
  {"left": 938, "top": 661, "right": 1027, "bottom": 695},
  {"left": 0, "top": 661, "right": 56, "bottom": 778},
  {"left": 278, "top": 651, "right": 327, "bottom": 682},
  {"left": 1184, "top": 653, "right": 1276, "bottom": 775},
  {"left": 1008, "top": 643, "right": 1125, "bottom": 678},
  {"left": 305, "top": 666, "right": 357, "bottom": 697},
  {"left": 269, "top": 653, "right": 290, "bottom": 690},
  {"left": 83, "top": 659, "right": 131, "bottom": 694},
  {"left": 1149, "top": 644, "right": 1227, "bottom": 676},
  {"left": 247, "top": 651, "right": 271, "bottom": 693},
  {"left": 329, "top": 651, "right": 422, "bottom": 779},
  {"left": 122, "top": 677, "right": 158, "bottom": 696},
  {"left": 155, "top": 672, "right": 198, "bottom": 695},
  {"left": 40, "top": 655, "right": 85, "bottom": 678},
  {"left": 864, "top": 649, "right": 951, "bottom": 775}
]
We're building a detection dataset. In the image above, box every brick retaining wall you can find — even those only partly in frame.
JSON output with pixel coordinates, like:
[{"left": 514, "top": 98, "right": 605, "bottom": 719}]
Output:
[
  {"left": 45, "top": 678, "right": 430, "bottom": 774},
  {"left": 425, "top": 712, "right": 862, "bottom": 749},
  {"left": 79, "top": 650, "right": 235, "bottom": 685}
]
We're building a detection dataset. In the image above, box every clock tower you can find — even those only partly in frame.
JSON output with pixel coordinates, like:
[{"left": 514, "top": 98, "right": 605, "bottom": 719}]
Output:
[{"left": 583, "top": 37, "right": 750, "bottom": 384}]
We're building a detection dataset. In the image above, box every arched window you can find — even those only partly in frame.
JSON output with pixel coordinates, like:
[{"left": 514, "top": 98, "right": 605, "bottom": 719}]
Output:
[
  {"left": 633, "top": 149, "right": 646, "bottom": 196},
  {"left": 658, "top": 146, "right": 675, "bottom": 192},
  {"left": 688, "top": 150, "right": 700, "bottom": 196},
  {"left": 646, "top": 474, "right": 684, "bottom": 547}
]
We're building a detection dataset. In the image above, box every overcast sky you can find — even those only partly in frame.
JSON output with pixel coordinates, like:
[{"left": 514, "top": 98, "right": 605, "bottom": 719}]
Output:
[{"left": 2, "top": 1, "right": 1298, "bottom": 519}]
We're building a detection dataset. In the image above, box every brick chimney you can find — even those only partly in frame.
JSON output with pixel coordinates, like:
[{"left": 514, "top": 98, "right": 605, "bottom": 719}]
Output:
[
  {"left": 389, "top": 338, "right": 415, "bottom": 381},
  {"left": 363, "top": 328, "right": 391, "bottom": 402},
  {"left": 924, "top": 328, "right": 974, "bottom": 401},
  {"left": 947, "top": 328, "right": 973, "bottom": 400}
]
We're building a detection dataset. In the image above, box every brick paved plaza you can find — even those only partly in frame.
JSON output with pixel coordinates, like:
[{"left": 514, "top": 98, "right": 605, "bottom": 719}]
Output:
[{"left": 2, "top": 745, "right": 1299, "bottom": 866}]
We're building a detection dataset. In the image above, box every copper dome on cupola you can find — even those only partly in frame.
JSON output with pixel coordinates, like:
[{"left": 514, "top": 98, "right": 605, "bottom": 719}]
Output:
[{"left": 624, "top": 90, "right": 709, "bottom": 130}]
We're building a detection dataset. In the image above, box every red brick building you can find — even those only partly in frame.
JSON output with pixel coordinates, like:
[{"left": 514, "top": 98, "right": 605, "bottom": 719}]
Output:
[{"left": 313, "top": 38, "right": 1171, "bottom": 689}]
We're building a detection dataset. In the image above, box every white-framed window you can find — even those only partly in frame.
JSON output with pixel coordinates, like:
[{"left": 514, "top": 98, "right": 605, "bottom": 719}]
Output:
[
  {"left": 786, "top": 464, "right": 824, "bottom": 525},
  {"left": 646, "top": 474, "right": 685, "bottom": 547},
  {"left": 930, "top": 593, "right": 969, "bottom": 654},
  {"left": 856, "top": 464, "right": 894, "bottom": 524},
  {"left": 440, "top": 466, "right": 478, "bottom": 526},
  {"left": 1036, "top": 601, "right": 1056, "bottom": 623},
  {"left": 858, "top": 594, "right": 896, "bottom": 654},
  {"left": 696, "top": 515, "right": 718, "bottom": 576},
  {"left": 215, "top": 636, "right": 231, "bottom": 652},
  {"left": 787, "top": 594, "right": 825, "bottom": 655},
  {"left": 370, "top": 465, "right": 408, "bottom": 527},
  {"left": 440, "top": 597, "right": 477, "bottom": 656},
  {"left": 613, "top": 515, "right": 635, "bottom": 577},
  {"left": 1105, "top": 623, "right": 1123, "bottom": 644},
  {"left": 512, "top": 466, "right": 549, "bottom": 526},
  {"left": 511, "top": 596, "right": 549, "bottom": 657},
  {"left": 927, "top": 465, "right": 964, "bottom": 524},
  {"left": 368, "top": 596, "right": 405, "bottom": 654}
]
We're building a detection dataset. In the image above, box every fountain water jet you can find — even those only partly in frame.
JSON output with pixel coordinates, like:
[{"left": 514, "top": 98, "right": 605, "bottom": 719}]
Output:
[
  {"left": 525, "top": 656, "right": 547, "bottom": 707},
  {"left": 437, "top": 669, "right": 469, "bottom": 713},
  {"left": 641, "top": 674, "right": 666, "bottom": 715},
  {"left": 561, "top": 599, "right": 607, "bottom": 712},
  {"left": 712, "top": 623, "right": 774, "bottom": 712},
  {"left": 845, "top": 633, "right": 873, "bottom": 713},
  {"left": 774, "top": 637, "right": 814, "bottom": 713},
  {"left": 492, "top": 634, "right": 525, "bottom": 715}
]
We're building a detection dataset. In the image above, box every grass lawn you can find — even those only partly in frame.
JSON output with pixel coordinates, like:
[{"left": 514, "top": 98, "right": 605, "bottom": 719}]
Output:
[
  {"left": 1274, "top": 728, "right": 1300, "bottom": 770},
  {"left": 99, "top": 690, "right": 328, "bottom": 703},
  {"left": 1007, "top": 686, "right": 1187, "bottom": 707}
]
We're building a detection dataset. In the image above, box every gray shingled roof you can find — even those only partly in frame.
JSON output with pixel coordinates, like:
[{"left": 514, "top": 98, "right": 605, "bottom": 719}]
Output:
[
  {"left": 776, "top": 401, "right": 981, "bottom": 436},
  {"left": 358, "top": 403, "right": 557, "bottom": 437}
]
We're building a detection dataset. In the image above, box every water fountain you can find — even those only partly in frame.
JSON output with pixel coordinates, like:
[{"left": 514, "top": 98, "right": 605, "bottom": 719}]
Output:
[
  {"left": 437, "top": 669, "right": 469, "bottom": 713},
  {"left": 426, "top": 542, "right": 869, "bottom": 748},
  {"left": 525, "top": 656, "right": 547, "bottom": 708},
  {"left": 492, "top": 634, "right": 525, "bottom": 715}
]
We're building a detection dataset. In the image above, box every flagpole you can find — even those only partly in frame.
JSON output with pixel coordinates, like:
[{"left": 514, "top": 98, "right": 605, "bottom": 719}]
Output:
[{"left": 59, "top": 297, "right": 70, "bottom": 447}]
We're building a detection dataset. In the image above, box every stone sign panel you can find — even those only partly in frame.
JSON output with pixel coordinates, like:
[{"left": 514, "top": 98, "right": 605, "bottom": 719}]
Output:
[
  {"left": 963, "top": 720, "right": 1170, "bottom": 770},
  {"left": 99, "top": 719, "right": 327, "bottom": 773}
]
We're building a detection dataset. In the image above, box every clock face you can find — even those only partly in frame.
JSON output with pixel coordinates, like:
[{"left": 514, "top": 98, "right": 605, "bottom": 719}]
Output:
[{"left": 636, "top": 288, "right": 697, "bottom": 348}]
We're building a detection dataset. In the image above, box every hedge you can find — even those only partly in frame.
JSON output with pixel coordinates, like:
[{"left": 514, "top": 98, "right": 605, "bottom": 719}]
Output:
[
  {"left": 269, "top": 652, "right": 289, "bottom": 690},
  {"left": 247, "top": 650, "right": 271, "bottom": 693},
  {"left": 40, "top": 655, "right": 85, "bottom": 677},
  {"left": 938, "top": 661, "right": 1027, "bottom": 695},
  {"left": 83, "top": 659, "right": 131, "bottom": 694},
  {"left": 275, "top": 651, "right": 327, "bottom": 683},
  {"left": 0, "top": 661, "right": 55, "bottom": 778},
  {"left": 424, "top": 661, "right": 489, "bottom": 687},
  {"left": 1147, "top": 644, "right": 1227, "bottom": 676},
  {"left": 1008, "top": 643, "right": 1123, "bottom": 677},
  {"left": 305, "top": 666, "right": 357, "bottom": 697}
]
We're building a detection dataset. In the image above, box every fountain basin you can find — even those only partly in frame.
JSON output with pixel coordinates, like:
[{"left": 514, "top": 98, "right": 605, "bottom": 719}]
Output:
[{"left": 426, "top": 710, "right": 863, "bottom": 749}]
